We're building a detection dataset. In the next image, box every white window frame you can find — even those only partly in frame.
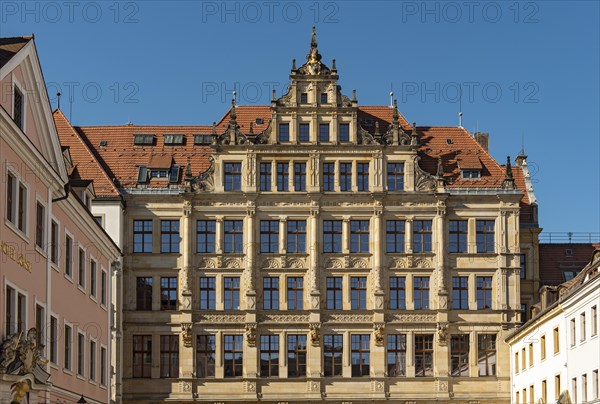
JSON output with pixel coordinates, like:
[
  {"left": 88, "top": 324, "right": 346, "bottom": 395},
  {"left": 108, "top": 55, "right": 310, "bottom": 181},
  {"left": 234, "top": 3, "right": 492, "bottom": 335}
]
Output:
[
  {"left": 100, "top": 267, "right": 108, "bottom": 307},
  {"left": 12, "top": 77, "right": 27, "bottom": 132},
  {"left": 64, "top": 229, "right": 74, "bottom": 280},
  {"left": 4, "top": 168, "right": 29, "bottom": 237},
  {"left": 100, "top": 344, "right": 108, "bottom": 387},
  {"left": 4, "top": 280, "right": 28, "bottom": 335},
  {"left": 63, "top": 320, "right": 73, "bottom": 373},
  {"left": 76, "top": 329, "right": 86, "bottom": 378},
  {"left": 89, "top": 257, "right": 98, "bottom": 300},
  {"left": 77, "top": 244, "right": 86, "bottom": 291},
  {"left": 34, "top": 197, "right": 47, "bottom": 253},
  {"left": 50, "top": 217, "right": 60, "bottom": 269},
  {"left": 49, "top": 313, "right": 59, "bottom": 367},
  {"left": 89, "top": 337, "right": 97, "bottom": 383}
]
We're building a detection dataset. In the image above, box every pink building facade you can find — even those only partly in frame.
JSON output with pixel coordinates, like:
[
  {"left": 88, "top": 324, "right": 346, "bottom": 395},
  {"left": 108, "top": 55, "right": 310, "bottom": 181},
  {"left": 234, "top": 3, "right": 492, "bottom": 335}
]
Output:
[{"left": 0, "top": 37, "right": 120, "bottom": 404}]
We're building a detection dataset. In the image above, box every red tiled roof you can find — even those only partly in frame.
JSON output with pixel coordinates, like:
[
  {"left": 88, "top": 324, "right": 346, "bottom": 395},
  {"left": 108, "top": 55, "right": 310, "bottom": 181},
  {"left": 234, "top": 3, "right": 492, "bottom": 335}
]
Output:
[
  {"left": 539, "top": 243, "right": 597, "bottom": 286},
  {"left": 0, "top": 36, "right": 32, "bottom": 69},
  {"left": 53, "top": 109, "right": 120, "bottom": 197}
]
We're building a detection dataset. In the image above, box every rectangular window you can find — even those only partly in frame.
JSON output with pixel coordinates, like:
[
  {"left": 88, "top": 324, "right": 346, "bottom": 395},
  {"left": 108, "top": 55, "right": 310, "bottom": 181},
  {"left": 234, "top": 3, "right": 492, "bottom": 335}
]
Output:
[
  {"left": 520, "top": 253, "right": 526, "bottom": 279},
  {"left": 386, "top": 220, "right": 405, "bottom": 253},
  {"left": 224, "top": 335, "right": 243, "bottom": 377},
  {"left": 294, "top": 162, "right": 306, "bottom": 191},
  {"left": 196, "top": 220, "right": 216, "bottom": 253},
  {"left": 555, "top": 374, "right": 561, "bottom": 398},
  {"left": 583, "top": 374, "right": 588, "bottom": 402},
  {"left": 17, "top": 183, "right": 26, "bottom": 232},
  {"left": 522, "top": 347, "right": 526, "bottom": 371},
  {"left": 50, "top": 220, "right": 58, "bottom": 264},
  {"left": 90, "top": 340, "right": 96, "bottom": 381},
  {"left": 529, "top": 385, "right": 534, "bottom": 404},
  {"left": 277, "top": 162, "right": 289, "bottom": 191},
  {"left": 351, "top": 277, "right": 367, "bottom": 310},
  {"left": 224, "top": 277, "right": 240, "bottom": 310},
  {"left": 593, "top": 306, "right": 598, "bottom": 336},
  {"left": 326, "top": 277, "right": 343, "bottom": 310},
  {"left": 6, "top": 172, "right": 15, "bottom": 223},
  {"left": 199, "top": 277, "right": 216, "bottom": 310},
  {"left": 77, "top": 332, "right": 85, "bottom": 376},
  {"left": 65, "top": 234, "right": 73, "bottom": 276},
  {"left": 78, "top": 248, "right": 86, "bottom": 288},
  {"left": 136, "top": 277, "right": 153, "bottom": 310},
  {"left": 528, "top": 343, "right": 533, "bottom": 367},
  {"left": 339, "top": 123, "right": 350, "bottom": 142},
  {"left": 414, "top": 276, "right": 430, "bottom": 310},
  {"left": 224, "top": 162, "right": 242, "bottom": 191},
  {"left": 415, "top": 334, "right": 434, "bottom": 377},
  {"left": 351, "top": 334, "right": 370, "bottom": 377},
  {"left": 387, "top": 163, "right": 404, "bottom": 191},
  {"left": 320, "top": 93, "right": 328, "bottom": 103},
  {"left": 572, "top": 377, "right": 578, "bottom": 403},
  {"left": 133, "top": 134, "right": 154, "bottom": 145},
  {"left": 64, "top": 324, "right": 72, "bottom": 371},
  {"left": 160, "top": 335, "right": 179, "bottom": 378},
  {"left": 101, "top": 270, "right": 107, "bottom": 306},
  {"left": 541, "top": 335, "right": 546, "bottom": 360},
  {"left": 35, "top": 304, "right": 44, "bottom": 346},
  {"left": 263, "top": 277, "right": 279, "bottom": 310},
  {"left": 224, "top": 220, "right": 243, "bottom": 253},
  {"left": 451, "top": 335, "right": 470, "bottom": 377},
  {"left": 13, "top": 85, "right": 23, "bottom": 129},
  {"left": 387, "top": 334, "right": 406, "bottom": 377},
  {"left": 193, "top": 134, "right": 212, "bottom": 145},
  {"left": 133, "top": 220, "right": 153, "bottom": 253},
  {"left": 196, "top": 335, "right": 216, "bottom": 378},
  {"left": 287, "top": 220, "right": 306, "bottom": 253},
  {"left": 477, "top": 334, "right": 496, "bottom": 376},
  {"left": 593, "top": 370, "right": 598, "bottom": 400},
  {"left": 287, "top": 277, "right": 303, "bottom": 310},
  {"left": 90, "top": 259, "right": 97, "bottom": 298},
  {"left": 521, "top": 303, "right": 527, "bottom": 323},
  {"left": 323, "top": 220, "right": 342, "bottom": 253},
  {"left": 163, "top": 133, "right": 184, "bottom": 145},
  {"left": 287, "top": 335, "right": 307, "bottom": 377},
  {"left": 452, "top": 276, "right": 469, "bottom": 310},
  {"left": 350, "top": 220, "right": 369, "bottom": 253},
  {"left": 413, "top": 220, "right": 433, "bottom": 253},
  {"left": 581, "top": 312, "right": 587, "bottom": 341},
  {"left": 5, "top": 287, "right": 14, "bottom": 335},
  {"left": 17, "top": 293, "right": 25, "bottom": 333},
  {"left": 323, "top": 162, "right": 335, "bottom": 191},
  {"left": 571, "top": 318, "right": 576, "bottom": 346},
  {"left": 260, "top": 335, "right": 279, "bottom": 377},
  {"left": 389, "top": 277, "right": 406, "bottom": 310},
  {"left": 100, "top": 346, "right": 107, "bottom": 386},
  {"left": 323, "top": 335, "right": 343, "bottom": 377},
  {"left": 260, "top": 220, "right": 279, "bottom": 253},
  {"left": 554, "top": 327, "right": 560, "bottom": 353},
  {"left": 160, "top": 277, "right": 177, "bottom": 310},
  {"left": 542, "top": 379, "right": 547, "bottom": 402},
  {"left": 514, "top": 351, "right": 519, "bottom": 374},
  {"left": 299, "top": 123, "right": 310, "bottom": 142},
  {"left": 357, "top": 162, "right": 369, "bottom": 191},
  {"left": 300, "top": 93, "right": 308, "bottom": 104},
  {"left": 132, "top": 335, "right": 152, "bottom": 378},
  {"left": 449, "top": 220, "right": 468, "bottom": 253},
  {"left": 161, "top": 220, "right": 180, "bottom": 253},
  {"left": 476, "top": 276, "right": 493, "bottom": 309},
  {"left": 259, "top": 162, "right": 272, "bottom": 191},
  {"left": 35, "top": 202, "right": 45, "bottom": 249},
  {"left": 279, "top": 123, "right": 290, "bottom": 142},
  {"left": 516, "top": 391, "right": 519, "bottom": 404},
  {"left": 476, "top": 220, "right": 495, "bottom": 253},
  {"left": 339, "top": 162, "right": 352, "bottom": 191},
  {"left": 50, "top": 316, "right": 58, "bottom": 364},
  {"left": 319, "top": 123, "right": 330, "bottom": 142}
]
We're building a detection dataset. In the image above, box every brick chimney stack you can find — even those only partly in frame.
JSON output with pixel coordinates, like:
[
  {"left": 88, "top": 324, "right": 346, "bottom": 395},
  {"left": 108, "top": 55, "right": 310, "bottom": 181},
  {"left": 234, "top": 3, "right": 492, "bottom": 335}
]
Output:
[{"left": 474, "top": 132, "right": 489, "bottom": 152}]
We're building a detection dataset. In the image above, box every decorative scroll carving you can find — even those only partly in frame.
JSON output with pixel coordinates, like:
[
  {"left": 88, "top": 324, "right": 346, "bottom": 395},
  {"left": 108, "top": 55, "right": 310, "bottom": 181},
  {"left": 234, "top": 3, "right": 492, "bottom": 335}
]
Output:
[
  {"left": 358, "top": 125, "right": 377, "bottom": 145},
  {"left": 437, "top": 323, "right": 449, "bottom": 346},
  {"left": 243, "top": 380, "right": 256, "bottom": 393},
  {"left": 199, "top": 314, "right": 246, "bottom": 323},
  {"left": 259, "top": 314, "right": 310, "bottom": 323},
  {"left": 188, "top": 156, "right": 215, "bottom": 192},
  {"left": 198, "top": 258, "right": 217, "bottom": 269},
  {"left": 254, "top": 119, "right": 272, "bottom": 144},
  {"left": 181, "top": 323, "right": 193, "bottom": 348},
  {"left": 386, "top": 313, "right": 436, "bottom": 323},
  {"left": 245, "top": 323, "right": 257, "bottom": 347},
  {"left": 277, "top": 85, "right": 293, "bottom": 107},
  {"left": 374, "top": 323, "right": 385, "bottom": 346},
  {"left": 326, "top": 258, "right": 344, "bottom": 269},
  {"left": 224, "top": 258, "right": 242, "bottom": 269},
  {"left": 415, "top": 258, "right": 433, "bottom": 268},
  {"left": 391, "top": 257, "right": 409, "bottom": 268},
  {"left": 309, "top": 323, "right": 321, "bottom": 346},
  {"left": 351, "top": 258, "right": 369, "bottom": 269},
  {"left": 180, "top": 381, "right": 192, "bottom": 392},
  {"left": 287, "top": 258, "right": 305, "bottom": 269},
  {"left": 414, "top": 156, "right": 437, "bottom": 192},
  {"left": 324, "top": 314, "right": 372, "bottom": 323},
  {"left": 0, "top": 329, "right": 49, "bottom": 384},
  {"left": 265, "top": 258, "right": 281, "bottom": 269}
]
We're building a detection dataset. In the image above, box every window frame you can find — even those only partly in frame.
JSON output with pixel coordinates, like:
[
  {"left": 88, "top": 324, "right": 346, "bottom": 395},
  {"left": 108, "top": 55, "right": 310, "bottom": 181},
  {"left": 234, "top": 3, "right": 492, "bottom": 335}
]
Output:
[
  {"left": 322, "top": 162, "right": 335, "bottom": 192},
  {"left": 351, "top": 334, "right": 370, "bottom": 377},
  {"left": 196, "top": 220, "right": 216, "bottom": 253},
  {"left": 223, "top": 277, "right": 240, "bottom": 310},
  {"left": 133, "top": 219, "right": 153, "bottom": 254},
  {"left": 287, "top": 277, "right": 304, "bottom": 310},
  {"left": 449, "top": 220, "right": 468, "bottom": 253},
  {"left": 326, "top": 276, "right": 343, "bottom": 310},
  {"left": 276, "top": 162, "right": 289, "bottom": 191},
  {"left": 299, "top": 123, "right": 310, "bottom": 142},
  {"left": 350, "top": 276, "right": 367, "bottom": 310},
  {"left": 350, "top": 220, "right": 370, "bottom": 253},
  {"left": 160, "top": 277, "right": 177, "bottom": 310},
  {"left": 287, "top": 220, "right": 306, "bottom": 253},
  {"left": 199, "top": 277, "right": 216, "bottom": 310},
  {"left": 136, "top": 277, "right": 153, "bottom": 310},
  {"left": 323, "top": 334, "right": 343, "bottom": 377},
  {"left": 476, "top": 276, "right": 493, "bottom": 310},
  {"left": 259, "top": 162, "right": 272, "bottom": 192},
  {"left": 413, "top": 220, "right": 432, "bottom": 253},
  {"left": 223, "top": 162, "right": 242, "bottom": 191},
  {"left": 279, "top": 123, "right": 290, "bottom": 143},
  {"left": 452, "top": 276, "right": 469, "bottom": 310},
  {"left": 414, "top": 334, "right": 434, "bottom": 377},
  {"left": 450, "top": 334, "right": 470, "bottom": 377},
  {"left": 389, "top": 276, "right": 406, "bottom": 310},
  {"left": 319, "top": 123, "right": 330, "bottom": 142},
  {"left": 339, "top": 162, "right": 352, "bottom": 191},
  {"left": 387, "top": 162, "right": 404, "bottom": 191},
  {"left": 323, "top": 220, "right": 342, "bottom": 253},
  {"left": 132, "top": 335, "right": 152, "bottom": 378},
  {"left": 476, "top": 219, "right": 495, "bottom": 253},
  {"left": 223, "top": 220, "right": 243, "bottom": 253},
  {"left": 413, "top": 276, "right": 430, "bottom": 310},
  {"left": 477, "top": 334, "right": 497, "bottom": 376},
  {"left": 196, "top": 335, "right": 216, "bottom": 378},
  {"left": 160, "top": 220, "right": 180, "bottom": 254},
  {"left": 260, "top": 220, "right": 279, "bottom": 253},
  {"left": 263, "top": 277, "right": 280, "bottom": 310},
  {"left": 160, "top": 335, "right": 179, "bottom": 378},
  {"left": 287, "top": 334, "right": 307, "bottom": 377},
  {"left": 294, "top": 162, "right": 306, "bottom": 192},
  {"left": 260, "top": 334, "right": 279, "bottom": 377},
  {"left": 223, "top": 334, "right": 244, "bottom": 377}
]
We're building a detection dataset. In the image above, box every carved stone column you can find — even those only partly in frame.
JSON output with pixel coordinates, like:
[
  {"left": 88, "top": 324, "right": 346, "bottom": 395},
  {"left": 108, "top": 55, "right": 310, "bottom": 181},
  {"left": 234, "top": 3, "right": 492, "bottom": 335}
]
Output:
[
  {"left": 244, "top": 202, "right": 257, "bottom": 311},
  {"left": 308, "top": 201, "right": 320, "bottom": 309},
  {"left": 435, "top": 199, "right": 448, "bottom": 311},
  {"left": 178, "top": 200, "right": 194, "bottom": 391},
  {"left": 308, "top": 152, "right": 320, "bottom": 193},
  {"left": 180, "top": 199, "right": 193, "bottom": 310},
  {"left": 372, "top": 151, "right": 384, "bottom": 192},
  {"left": 371, "top": 200, "right": 384, "bottom": 309}
]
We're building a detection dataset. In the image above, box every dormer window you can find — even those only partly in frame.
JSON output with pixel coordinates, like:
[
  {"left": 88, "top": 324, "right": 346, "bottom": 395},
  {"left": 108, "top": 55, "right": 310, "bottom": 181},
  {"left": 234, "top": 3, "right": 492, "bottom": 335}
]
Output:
[
  {"left": 194, "top": 134, "right": 212, "bottom": 145},
  {"left": 13, "top": 85, "right": 24, "bottom": 129},
  {"left": 300, "top": 93, "right": 308, "bottom": 104},
  {"left": 150, "top": 169, "right": 168, "bottom": 179},
  {"left": 255, "top": 118, "right": 264, "bottom": 125},
  {"left": 133, "top": 134, "right": 154, "bottom": 145},
  {"left": 462, "top": 170, "right": 481, "bottom": 179},
  {"left": 163, "top": 134, "right": 184, "bottom": 145},
  {"left": 362, "top": 118, "right": 373, "bottom": 127}
]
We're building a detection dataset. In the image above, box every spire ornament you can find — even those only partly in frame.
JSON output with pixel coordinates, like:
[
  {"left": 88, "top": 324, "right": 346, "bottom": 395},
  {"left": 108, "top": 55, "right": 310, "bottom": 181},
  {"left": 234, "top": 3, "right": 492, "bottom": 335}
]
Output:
[{"left": 502, "top": 156, "right": 516, "bottom": 189}]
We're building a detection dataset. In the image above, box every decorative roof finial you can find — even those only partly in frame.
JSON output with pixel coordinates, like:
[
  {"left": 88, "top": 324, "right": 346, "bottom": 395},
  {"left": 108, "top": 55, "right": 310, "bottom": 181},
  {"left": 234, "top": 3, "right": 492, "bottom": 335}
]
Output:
[
  {"left": 352, "top": 89, "right": 357, "bottom": 102},
  {"left": 332, "top": 58, "right": 337, "bottom": 71},
  {"left": 185, "top": 157, "right": 193, "bottom": 180},
  {"left": 230, "top": 98, "right": 237, "bottom": 122},
  {"left": 212, "top": 122, "right": 217, "bottom": 135},
  {"left": 392, "top": 99, "right": 399, "bottom": 124},
  {"left": 502, "top": 155, "right": 516, "bottom": 189},
  {"left": 291, "top": 58, "right": 296, "bottom": 71},
  {"left": 306, "top": 26, "right": 322, "bottom": 64},
  {"left": 272, "top": 89, "right": 276, "bottom": 101},
  {"left": 249, "top": 122, "right": 254, "bottom": 134},
  {"left": 505, "top": 156, "right": 513, "bottom": 180},
  {"left": 411, "top": 122, "right": 417, "bottom": 136},
  {"left": 436, "top": 157, "right": 444, "bottom": 177},
  {"left": 410, "top": 122, "right": 418, "bottom": 146}
]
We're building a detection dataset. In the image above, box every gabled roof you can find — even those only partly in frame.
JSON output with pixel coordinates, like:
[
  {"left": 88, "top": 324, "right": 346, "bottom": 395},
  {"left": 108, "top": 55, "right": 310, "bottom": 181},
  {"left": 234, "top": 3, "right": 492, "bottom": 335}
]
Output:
[
  {"left": 0, "top": 36, "right": 32, "bottom": 69},
  {"left": 53, "top": 109, "right": 120, "bottom": 198}
]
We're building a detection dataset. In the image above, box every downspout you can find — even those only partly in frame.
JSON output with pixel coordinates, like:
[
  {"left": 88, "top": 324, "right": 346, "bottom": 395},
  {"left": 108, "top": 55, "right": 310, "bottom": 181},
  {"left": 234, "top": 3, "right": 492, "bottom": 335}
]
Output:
[{"left": 52, "top": 182, "right": 70, "bottom": 202}]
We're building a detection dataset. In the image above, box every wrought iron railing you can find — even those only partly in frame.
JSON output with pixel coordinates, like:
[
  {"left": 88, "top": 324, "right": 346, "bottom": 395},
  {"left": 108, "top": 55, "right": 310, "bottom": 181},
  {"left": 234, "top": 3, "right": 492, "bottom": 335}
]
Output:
[{"left": 539, "top": 232, "right": 600, "bottom": 244}]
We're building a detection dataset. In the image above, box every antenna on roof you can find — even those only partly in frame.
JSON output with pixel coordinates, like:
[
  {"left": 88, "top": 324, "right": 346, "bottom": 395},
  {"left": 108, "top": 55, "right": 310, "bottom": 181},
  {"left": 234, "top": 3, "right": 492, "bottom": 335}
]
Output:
[
  {"left": 232, "top": 89, "right": 236, "bottom": 105},
  {"left": 521, "top": 131, "right": 525, "bottom": 155},
  {"left": 56, "top": 92, "right": 61, "bottom": 110},
  {"left": 458, "top": 84, "right": 463, "bottom": 127},
  {"left": 69, "top": 89, "right": 74, "bottom": 122},
  {"left": 389, "top": 83, "right": 394, "bottom": 108}
]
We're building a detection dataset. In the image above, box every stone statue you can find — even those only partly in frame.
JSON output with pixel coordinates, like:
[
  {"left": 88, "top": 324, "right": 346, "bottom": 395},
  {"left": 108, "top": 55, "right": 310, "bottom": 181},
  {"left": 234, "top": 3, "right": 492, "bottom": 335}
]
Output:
[
  {"left": 309, "top": 323, "right": 321, "bottom": 346},
  {"left": 245, "top": 324, "right": 257, "bottom": 347},
  {"left": 437, "top": 323, "right": 449, "bottom": 346},
  {"left": 0, "top": 333, "right": 20, "bottom": 371},
  {"left": 374, "top": 324, "right": 385, "bottom": 347}
]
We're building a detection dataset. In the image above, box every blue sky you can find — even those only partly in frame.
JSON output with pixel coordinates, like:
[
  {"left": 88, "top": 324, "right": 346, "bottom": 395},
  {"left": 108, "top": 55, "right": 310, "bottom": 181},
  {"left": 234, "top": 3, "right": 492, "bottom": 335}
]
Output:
[{"left": 2, "top": 1, "right": 599, "bottom": 236}]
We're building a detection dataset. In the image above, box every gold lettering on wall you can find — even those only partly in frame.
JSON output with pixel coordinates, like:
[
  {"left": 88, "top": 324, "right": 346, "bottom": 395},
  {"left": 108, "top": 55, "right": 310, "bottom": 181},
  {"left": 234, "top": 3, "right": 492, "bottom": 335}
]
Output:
[{"left": 0, "top": 240, "right": 33, "bottom": 272}]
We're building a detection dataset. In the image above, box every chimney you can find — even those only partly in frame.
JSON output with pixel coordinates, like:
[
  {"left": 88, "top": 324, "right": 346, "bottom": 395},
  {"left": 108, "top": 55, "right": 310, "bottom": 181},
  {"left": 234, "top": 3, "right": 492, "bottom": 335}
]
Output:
[{"left": 474, "top": 132, "right": 489, "bottom": 152}]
